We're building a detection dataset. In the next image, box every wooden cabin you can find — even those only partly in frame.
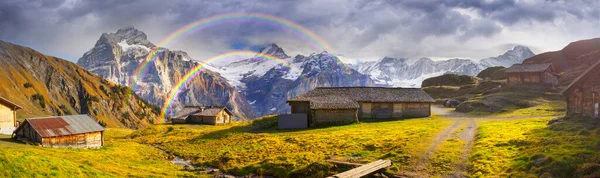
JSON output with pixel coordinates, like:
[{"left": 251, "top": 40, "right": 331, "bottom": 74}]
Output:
[
  {"left": 287, "top": 87, "right": 435, "bottom": 127},
  {"left": 0, "top": 97, "right": 22, "bottom": 135},
  {"left": 505, "top": 63, "right": 559, "bottom": 86},
  {"left": 171, "top": 106, "right": 232, "bottom": 125},
  {"left": 562, "top": 60, "right": 600, "bottom": 118},
  {"left": 13, "top": 115, "right": 105, "bottom": 148}
]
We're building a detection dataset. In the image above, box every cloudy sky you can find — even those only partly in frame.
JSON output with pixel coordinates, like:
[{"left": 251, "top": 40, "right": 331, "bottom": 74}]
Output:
[{"left": 0, "top": 0, "right": 598, "bottom": 63}]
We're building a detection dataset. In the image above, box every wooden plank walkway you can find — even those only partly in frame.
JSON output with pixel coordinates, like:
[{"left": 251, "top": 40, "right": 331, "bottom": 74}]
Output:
[{"left": 327, "top": 159, "right": 392, "bottom": 178}]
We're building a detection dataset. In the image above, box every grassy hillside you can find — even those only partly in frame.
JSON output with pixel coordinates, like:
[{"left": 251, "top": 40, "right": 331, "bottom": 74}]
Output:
[
  {"left": 421, "top": 74, "right": 479, "bottom": 87},
  {"left": 476, "top": 66, "right": 506, "bottom": 80},
  {"left": 470, "top": 116, "right": 600, "bottom": 177},
  {"left": 456, "top": 85, "right": 564, "bottom": 116},
  {"left": 0, "top": 40, "right": 160, "bottom": 128},
  {"left": 130, "top": 116, "right": 454, "bottom": 177},
  {"left": 0, "top": 129, "right": 199, "bottom": 177}
]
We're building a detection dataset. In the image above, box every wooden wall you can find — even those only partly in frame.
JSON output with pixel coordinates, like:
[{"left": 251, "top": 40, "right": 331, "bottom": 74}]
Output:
[
  {"left": 14, "top": 122, "right": 42, "bottom": 143},
  {"left": 290, "top": 102, "right": 310, "bottom": 113},
  {"left": 507, "top": 71, "right": 558, "bottom": 86},
  {"left": 402, "top": 103, "right": 431, "bottom": 118},
  {"left": 359, "top": 102, "right": 430, "bottom": 119},
  {"left": 42, "top": 132, "right": 103, "bottom": 148},
  {"left": 0, "top": 104, "right": 15, "bottom": 129},
  {"left": 566, "top": 68, "right": 600, "bottom": 118},
  {"left": 311, "top": 109, "right": 358, "bottom": 127},
  {"left": 15, "top": 123, "right": 103, "bottom": 148},
  {"left": 186, "top": 110, "right": 231, "bottom": 125}
]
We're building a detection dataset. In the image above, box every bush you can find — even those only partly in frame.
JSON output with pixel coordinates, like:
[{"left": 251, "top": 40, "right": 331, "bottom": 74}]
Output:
[
  {"left": 32, "top": 93, "right": 46, "bottom": 108},
  {"left": 23, "top": 82, "right": 33, "bottom": 88}
]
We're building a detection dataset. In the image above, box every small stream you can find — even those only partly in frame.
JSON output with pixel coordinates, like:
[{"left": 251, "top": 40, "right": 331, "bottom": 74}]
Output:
[{"left": 151, "top": 145, "right": 209, "bottom": 171}]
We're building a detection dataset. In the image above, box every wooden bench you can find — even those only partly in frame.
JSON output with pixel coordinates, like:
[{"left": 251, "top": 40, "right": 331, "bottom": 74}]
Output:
[{"left": 327, "top": 159, "right": 392, "bottom": 178}]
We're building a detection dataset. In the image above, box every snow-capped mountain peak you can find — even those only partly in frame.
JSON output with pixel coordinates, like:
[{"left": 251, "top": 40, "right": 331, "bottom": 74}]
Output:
[
  {"left": 355, "top": 45, "right": 535, "bottom": 87},
  {"left": 257, "top": 43, "right": 290, "bottom": 59},
  {"left": 479, "top": 45, "right": 535, "bottom": 67}
]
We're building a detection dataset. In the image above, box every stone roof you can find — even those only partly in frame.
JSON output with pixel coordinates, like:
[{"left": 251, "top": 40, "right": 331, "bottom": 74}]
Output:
[
  {"left": 505, "top": 63, "right": 553, "bottom": 73},
  {"left": 172, "top": 106, "right": 231, "bottom": 119},
  {"left": 15, "top": 115, "right": 105, "bottom": 138},
  {"left": 288, "top": 87, "right": 435, "bottom": 109}
]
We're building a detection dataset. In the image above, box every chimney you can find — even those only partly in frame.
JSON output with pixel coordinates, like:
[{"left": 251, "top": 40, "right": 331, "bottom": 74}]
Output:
[{"left": 199, "top": 106, "right": 206, "bottom": 112}]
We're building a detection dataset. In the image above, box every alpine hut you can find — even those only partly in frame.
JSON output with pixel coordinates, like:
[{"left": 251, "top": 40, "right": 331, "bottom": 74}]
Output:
[
  {"left": 171, "top": 106, "right": 233, "bottom": 125},
  {"left": 0, "top": 97, "right": 22, "bottom": 135},
  {"left": 287, "top": 87, "right": 435, "bottom": 127},
  {"left": 562, "top": 59, "right": 600, "bottom": 118},
  {"left": 13, "top": 115, "right": 105, "bottom": 148},
  {"left": 505, "top": 63, "right": 559, "bottom": 86}
]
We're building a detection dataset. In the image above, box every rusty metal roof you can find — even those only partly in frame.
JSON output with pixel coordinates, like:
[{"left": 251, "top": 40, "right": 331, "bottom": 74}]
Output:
[
  {"left": 19, "top": 115, "right": 105, "bottom": 138},
  {"left": 0, "top": 96, "right": 22, "bottom": 110}
]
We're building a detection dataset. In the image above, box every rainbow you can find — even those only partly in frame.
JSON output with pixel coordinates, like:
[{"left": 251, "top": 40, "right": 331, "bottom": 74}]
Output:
[
  {"left": 130, "top": 12, "right": 351, "bottom": 90},
  {"left": 159, "top": 51, "right": 306, "bottom": 120}
]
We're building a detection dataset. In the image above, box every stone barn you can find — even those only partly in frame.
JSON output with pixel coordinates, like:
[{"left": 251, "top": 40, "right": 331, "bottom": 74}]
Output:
[
  {"left": 171, "top": 106, "right": 233, "bottom": 125},
  {"left": 505, "top": 63, "right": 559, "bottom": 86},
  {"left": 562, "top": 59, "right": 600, "bottom": 118},
  {"left": 0, "top": 97, "right": 22, "bottom": 135},
  {"left": 287, "top": 87, "right": 435, "bottom": 127},
  {"left": 13, "top": 115, "right": 105, "bottom": 148}
]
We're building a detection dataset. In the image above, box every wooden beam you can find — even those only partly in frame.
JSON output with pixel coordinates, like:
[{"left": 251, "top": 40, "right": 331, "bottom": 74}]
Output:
[{"left": 327, "top": 159, "right": 392, "bottom": 178}]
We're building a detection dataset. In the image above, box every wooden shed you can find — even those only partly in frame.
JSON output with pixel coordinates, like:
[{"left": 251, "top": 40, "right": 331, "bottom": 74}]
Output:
[
  {"left": 13, "top": 115, "right": 105, "bottom": 148},
  {"left": 0, "top": 97, "right": 22, "bottom": 135},
  {"left": 288, "top": 87, "right": 435, "bottom": 127},
  {"left": 562, "top": 59, "right": 600, "bottom": 118},
  {"left": 505, "top": 63, "right": 559, "bottom": 86},
  {"left": 171, "top": 106, "right": 232, "bottom": 125}
]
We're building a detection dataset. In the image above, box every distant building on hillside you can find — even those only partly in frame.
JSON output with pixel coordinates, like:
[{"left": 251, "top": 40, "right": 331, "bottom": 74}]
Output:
[
  {"left": 505, "top": 63, "right": 559, "bottom": 86},
  {"left": 171, "top": 106, "right": 232, "bottom": 125},
  {"left": 13, "top": 115, "right": 105, "bottom": 148},
  {"left": 286, "top": 87, "right": 435, "bottom": 128},
  {"left": 0, "top": 97, "right": 22, "bottom": 135},
  {"left": 562, "top": 60, "right": 600, "bottom": 118}
]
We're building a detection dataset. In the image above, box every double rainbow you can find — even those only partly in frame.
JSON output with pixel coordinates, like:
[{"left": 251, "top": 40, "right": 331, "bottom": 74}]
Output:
[{"left": 126, "top": 13, "right": 353, "bottom": 120}]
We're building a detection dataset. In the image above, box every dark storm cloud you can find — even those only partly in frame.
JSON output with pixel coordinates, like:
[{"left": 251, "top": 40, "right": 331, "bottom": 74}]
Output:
[{"left": 0, "top": 0, "right": 597, "bottom": 61}]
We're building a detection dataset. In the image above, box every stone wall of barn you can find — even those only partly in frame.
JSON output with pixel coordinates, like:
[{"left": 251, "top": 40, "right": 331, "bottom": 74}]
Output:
[
  {"left": 567, "top": 69, "right": 600, "bottom": 118},
  {"left": 310, "top": 109, "right": 358, "bottom": 127},
  {"left": 41, "top": 131, "right": 103, "bottom": 148},
  {"left": 402, "top": 103, "right": 431, "bottom": 118}
]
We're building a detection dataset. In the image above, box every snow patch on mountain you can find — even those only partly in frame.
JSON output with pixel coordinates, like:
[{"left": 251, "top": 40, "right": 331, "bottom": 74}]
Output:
[{"left": 117, "top": 40, "right": 151, "bottom": 52}]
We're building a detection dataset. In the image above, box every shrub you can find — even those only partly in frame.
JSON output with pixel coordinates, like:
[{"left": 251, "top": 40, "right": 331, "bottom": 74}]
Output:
[{"left": 23, "top": 82, "right": 33, "bottom": 88}]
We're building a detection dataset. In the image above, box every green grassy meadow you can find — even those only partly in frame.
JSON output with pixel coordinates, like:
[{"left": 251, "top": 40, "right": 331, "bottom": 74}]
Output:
[{"left": 0, "top": 128, "right": 200, "bottom": 178}]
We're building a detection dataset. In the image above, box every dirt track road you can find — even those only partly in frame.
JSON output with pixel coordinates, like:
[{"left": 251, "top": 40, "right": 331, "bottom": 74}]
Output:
[{"left": 401, "top": 105, "right": 477, "bottom": 178}]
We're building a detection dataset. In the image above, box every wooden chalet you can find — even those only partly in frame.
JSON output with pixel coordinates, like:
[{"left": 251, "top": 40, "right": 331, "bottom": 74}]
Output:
[
  {"left": 0, "top": 97, "right": 22, "bottom": 135},
  {"left": 13, "top": 115, "right": 105, "bottom": 148},
  {"left": 171, "top": 106, "right": 232, "bottom": 125},
  {"left": 287, "top": 87, "right": 435, "bottom": 127},
  {"left": 505, "top": 63, "right": 559, "bottom": 86},
  {"left": 562, "top": 59, "right": 600, "bottom": 118}
]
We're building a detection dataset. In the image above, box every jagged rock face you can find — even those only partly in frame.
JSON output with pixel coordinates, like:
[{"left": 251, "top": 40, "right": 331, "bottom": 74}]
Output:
[
  {"left": 353, "top": 46, "right": 535, "bottom": 87},
  {"left": 77, "top": 27, "right": 255, "bottom": 120},
  {"left": 0, "top": 40, "right": 160, "bottom": 129},
  {"left": 222, "top": 50, "right": 376, "bottom": 116}
]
